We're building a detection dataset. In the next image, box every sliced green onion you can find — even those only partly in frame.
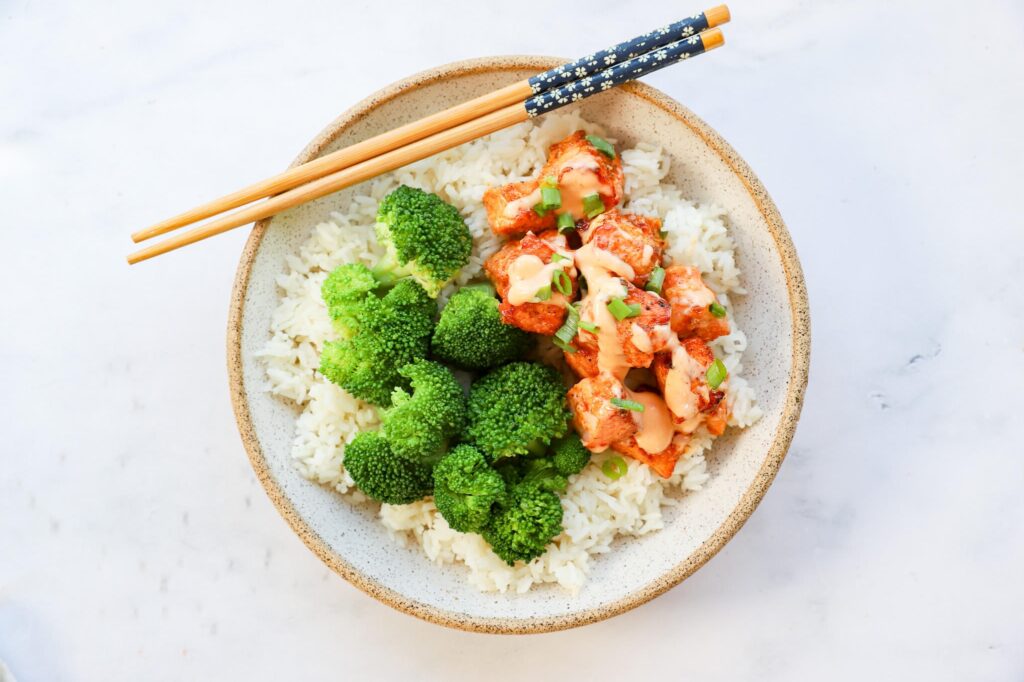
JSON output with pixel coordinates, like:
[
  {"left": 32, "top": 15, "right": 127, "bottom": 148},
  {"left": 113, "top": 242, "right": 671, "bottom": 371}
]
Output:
[
  {"left": 709, "top": 302, "right": 727, "bottom": 318},
  {"left": 541, "top": 175, "right": 558, "bottom": 188},
  {"left": 607, "top": 297, "right": 641, "bottom": 321},
  {"left": 535, "top": 285, "right": 552, "bottom": 301},
  {"left": 586, "top": 134, "right": 616, "bottom": 158},
  {"left": 552, "top": 336, "right": 577, "bottom": 354},
  {"left": 602, "top": 456, "right": 628, "bottom": 480},
  {"left": 659, "top": 229, "right": 668, "bottom": 239},
  {"left": 533, "top": 203, "right": 548, "bottom": 217},
  {"left": 610, "top": 397, "right": 645, "bottom": 412},
  {"left": 550, "top": 252, "right": 569, "bottom": 263},
  {"left": 553, "top": 304, "right": 579, "bottom": 351},
  {"left": 645, "top": 267, "right": 666, "bottom": 295},
  {"left": 706, "top": 358, "right": 728, "bottom": 389},
  {"left": 557, "top": 212, "right": 576, "bottom": 233},
  {"left": 552, "top": 269, "right": 572, "bottom": 296},
  {"left": 582, "top": 193, "right": 605, "bottom": 219},
  {"left": 540, "top": 186, "right": 562, "bottom": 210}
]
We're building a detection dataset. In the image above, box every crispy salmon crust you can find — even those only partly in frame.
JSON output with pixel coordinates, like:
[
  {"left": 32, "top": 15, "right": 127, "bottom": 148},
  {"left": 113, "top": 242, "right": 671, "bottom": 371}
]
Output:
[
  {"left": 484, "top": 231, "right": 577, "bottom": 335},
  {"left": 578, "top": 209, "right": 664, "bottom": 286},
  {"left": 662, "top": 265, "right": 731, "bottom": 342},
  {"left": 567, "top": 374, "right": 638, "bottom": 452}
]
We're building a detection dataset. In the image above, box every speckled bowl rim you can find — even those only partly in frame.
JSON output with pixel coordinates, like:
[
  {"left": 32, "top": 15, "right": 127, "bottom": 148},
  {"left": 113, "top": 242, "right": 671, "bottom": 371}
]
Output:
[{"left": 227, "top": 55, "right": 810, "bottom": 634}]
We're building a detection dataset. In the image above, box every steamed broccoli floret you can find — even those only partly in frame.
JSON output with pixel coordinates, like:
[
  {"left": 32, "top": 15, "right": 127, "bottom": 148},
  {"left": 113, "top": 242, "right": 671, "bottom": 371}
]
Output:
[
  {"left": 318, "top": 267, "right": 436, "bottom": 406},
  {"left": 431, "top": 285, "right": 533, "bottom": 370},
  {"left": 497, "top": 435, "right": 589, "bottom": 495},
  {"left": 518, "top": 458, "right": 568, "bottom": 493},
  {"left": 493, "top": 458, "right": 525, "bottom": 487},
  {"left": 432, "top": 445, "right": 506, "bottom": 533},
  {"left": 375, "top": 185, "right": 472, "bottom": 298},
  {"left": 381, "top": 360, "right": 467, "bottom": 464},
  {"left": 550, "top": 433, "right": 591, "bottom": 477},
  {"left": 321, "top": 263, "right": 377, "bottom": 335},
  {"left": 482, "top": 482, "right": 563, "bottom": 565},
  {"left": 343, "top": 431, "right": 433, "bottom": 504},
  {"left": 465, "top": 362, "right": 571, "bottom": 460}
]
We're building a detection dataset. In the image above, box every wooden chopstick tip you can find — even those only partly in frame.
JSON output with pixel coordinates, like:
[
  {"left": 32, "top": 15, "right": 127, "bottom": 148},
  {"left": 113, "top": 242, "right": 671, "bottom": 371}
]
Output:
[
  {"left": 702, "top": 27, "right": 725, "bottom": 51},
  {"left": 131, "top": 227, "right": 155, "bottom": 243},
  {"left": 705, "top": 5, "right": 731, "bottom": 28}
]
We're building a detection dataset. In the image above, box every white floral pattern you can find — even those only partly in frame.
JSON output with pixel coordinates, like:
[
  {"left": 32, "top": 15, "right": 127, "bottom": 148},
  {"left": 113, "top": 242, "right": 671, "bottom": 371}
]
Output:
[
  {"left": 524, "top": 14, "right": 713, "bottom": 117},
  {"left": 526, "top": 10, "right": 711, "bottom": 94}
]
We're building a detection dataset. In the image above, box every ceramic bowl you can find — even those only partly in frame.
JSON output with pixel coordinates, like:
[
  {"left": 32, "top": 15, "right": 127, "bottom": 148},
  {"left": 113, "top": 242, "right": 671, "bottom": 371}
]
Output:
[{"left": 227, "top": 56, "right": 810, "bottom": 633}]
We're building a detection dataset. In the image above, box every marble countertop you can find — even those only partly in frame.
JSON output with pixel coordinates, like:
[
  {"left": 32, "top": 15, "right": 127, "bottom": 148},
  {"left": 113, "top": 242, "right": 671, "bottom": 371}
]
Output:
[{"left": 2, "top": 0, "right": 1022, "bottom": 679}]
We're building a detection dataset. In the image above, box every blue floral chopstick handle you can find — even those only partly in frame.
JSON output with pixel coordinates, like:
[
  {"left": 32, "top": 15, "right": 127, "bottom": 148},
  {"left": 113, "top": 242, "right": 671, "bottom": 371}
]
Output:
[
  {"left": 524, "top": 31, "right": 721, "bottom": 118},
  {"left": 527, "top": 12, "right": 713, "bottom": 95}
]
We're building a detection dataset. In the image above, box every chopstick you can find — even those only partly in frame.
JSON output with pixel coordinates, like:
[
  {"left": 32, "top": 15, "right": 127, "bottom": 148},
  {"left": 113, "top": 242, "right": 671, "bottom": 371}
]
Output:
[
  {"left": 127, "top": 24, "right": 726, "bottom": 264},
  {"left": 130, "top": 5, "right": 729, "bottom": 246}
]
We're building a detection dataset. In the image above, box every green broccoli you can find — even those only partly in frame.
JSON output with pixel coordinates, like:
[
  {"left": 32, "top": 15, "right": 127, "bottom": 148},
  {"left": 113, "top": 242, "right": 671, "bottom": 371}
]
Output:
[
  {"left": 517, "top": 458, "right": 568, "bottom": 493},
  {"left": 319, "top": 269, "right": 436, "bottom": 406},
  {"left": 482, "top": 482, "right": 563, "bottom": 565},
  {"left": 550, "top": 433, "right": 591, "bottom": 477},
  {"left": 496, "top": 435, "right": 590, "bottom": 495},
  {"left": 465, "top": 362, "right": 571, "bottom": 460},
  {"left": 375, "top": 185, "right": 472, "bottom": 298},
  {"left": 381, "top": 360, "right": 467, "bottom": 464},
  {"left": 321, "top": 263, "right": 378, "bottom": 336},
  {"left": 432, "top": 445, "right": 506, "bottom": 533},
  {"left": 431, "top": 285, "right": 533, "bottom": 370},
  {"left": 493, "top": 458, "right": 525, "bottom": 487},
  {"left": 343, "top": 431, "right": 433, "bottom": 504}
]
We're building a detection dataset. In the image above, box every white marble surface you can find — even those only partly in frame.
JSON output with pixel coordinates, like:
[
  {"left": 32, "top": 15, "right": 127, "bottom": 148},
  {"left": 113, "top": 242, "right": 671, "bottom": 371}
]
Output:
[{"left": 2, "top": 0, "right": 1023, "bottom": 679}]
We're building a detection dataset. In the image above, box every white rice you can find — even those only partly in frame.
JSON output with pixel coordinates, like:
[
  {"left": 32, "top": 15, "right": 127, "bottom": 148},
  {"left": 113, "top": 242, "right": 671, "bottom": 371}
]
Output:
[{"left": 257, "top": 112, "right": 761, "bottom": 593}]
